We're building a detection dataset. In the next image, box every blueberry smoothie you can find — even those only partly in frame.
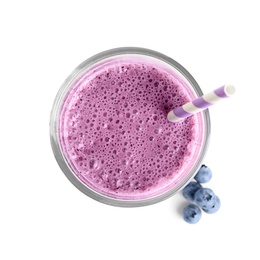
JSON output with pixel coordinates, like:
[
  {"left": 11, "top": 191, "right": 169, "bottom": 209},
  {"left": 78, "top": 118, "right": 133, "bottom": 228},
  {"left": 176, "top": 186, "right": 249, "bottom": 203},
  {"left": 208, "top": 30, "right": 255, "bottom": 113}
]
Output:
[{"left": 57, "top": 53, "right": 205, "bottom": 201}]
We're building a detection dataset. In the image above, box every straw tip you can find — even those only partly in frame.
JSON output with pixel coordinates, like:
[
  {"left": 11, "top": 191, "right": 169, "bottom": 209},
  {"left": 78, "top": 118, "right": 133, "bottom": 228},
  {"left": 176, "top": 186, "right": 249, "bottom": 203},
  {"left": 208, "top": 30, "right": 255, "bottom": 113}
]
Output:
[
  {"left": 167, "top": 111, "right": 181, "bottom": 122},
  {"left": 224, "top": 85, "right": 236, "bottom": 96}
]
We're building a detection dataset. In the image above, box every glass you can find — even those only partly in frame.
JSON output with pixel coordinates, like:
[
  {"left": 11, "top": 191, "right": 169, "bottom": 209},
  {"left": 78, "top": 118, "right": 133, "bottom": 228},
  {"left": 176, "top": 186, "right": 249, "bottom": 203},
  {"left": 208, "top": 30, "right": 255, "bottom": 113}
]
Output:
[{"left": 50, "top": 47, "right": 210, "bottom": 207}]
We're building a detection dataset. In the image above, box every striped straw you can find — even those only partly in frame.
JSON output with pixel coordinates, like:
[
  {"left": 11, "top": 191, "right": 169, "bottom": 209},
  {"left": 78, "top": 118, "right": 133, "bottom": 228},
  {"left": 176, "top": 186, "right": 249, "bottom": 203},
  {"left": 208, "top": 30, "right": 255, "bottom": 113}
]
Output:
[{"left": 167, "top": 85, "right": 236, "bottom": 122}]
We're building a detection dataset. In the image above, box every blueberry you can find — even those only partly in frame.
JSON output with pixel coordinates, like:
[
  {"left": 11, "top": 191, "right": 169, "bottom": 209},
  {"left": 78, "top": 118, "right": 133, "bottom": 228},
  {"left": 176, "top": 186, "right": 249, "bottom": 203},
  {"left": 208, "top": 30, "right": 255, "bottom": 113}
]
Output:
[
  {"left": 194, "top": 165, "right": 212, "bottom": 183},
  {"left": 183, "top": 204, "right": 202, "bottom": 224},
  {"left": 203, "top": 196, "right": 221, "bottom": 214},
  {"left": 194, "top": 188, "right": 216, "bottom": 209},
  {"left": 182, "top": 181, "right": 202, "bottom": 201},
  {"left": 195, "top": 165, "right": 212, "bottom": 183}
]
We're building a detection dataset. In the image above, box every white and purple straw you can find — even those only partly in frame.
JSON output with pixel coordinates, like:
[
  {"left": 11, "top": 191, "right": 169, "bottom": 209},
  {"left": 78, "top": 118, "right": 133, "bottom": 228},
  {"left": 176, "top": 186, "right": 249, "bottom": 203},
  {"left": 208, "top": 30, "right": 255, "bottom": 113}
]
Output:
[{"left": 167, "top": 85, "right": 236, "bottom": 123}]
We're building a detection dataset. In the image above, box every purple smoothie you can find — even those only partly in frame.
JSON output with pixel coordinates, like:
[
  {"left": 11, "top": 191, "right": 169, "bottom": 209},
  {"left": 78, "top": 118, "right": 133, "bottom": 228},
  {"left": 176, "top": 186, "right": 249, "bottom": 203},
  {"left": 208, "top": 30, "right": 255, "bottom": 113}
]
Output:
[{"left": 59, "top": 56, "right": 202, "bottom": 200}]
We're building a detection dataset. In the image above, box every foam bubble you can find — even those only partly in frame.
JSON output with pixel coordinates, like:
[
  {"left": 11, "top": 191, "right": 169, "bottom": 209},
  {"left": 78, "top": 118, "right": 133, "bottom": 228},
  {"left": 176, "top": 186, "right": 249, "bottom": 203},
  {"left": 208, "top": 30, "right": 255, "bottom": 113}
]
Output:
[
  {"left": 163, "top": 145, "right": 169, "bottom": 150},
  {"left": 154, "top": 128, "right": 162, "bottom": 134},
  {"left": 149, "top": 136, "right": 154, "bottom": 141},
  {"left": 136, "top": 125, "right": 141, "bottom": 131}
]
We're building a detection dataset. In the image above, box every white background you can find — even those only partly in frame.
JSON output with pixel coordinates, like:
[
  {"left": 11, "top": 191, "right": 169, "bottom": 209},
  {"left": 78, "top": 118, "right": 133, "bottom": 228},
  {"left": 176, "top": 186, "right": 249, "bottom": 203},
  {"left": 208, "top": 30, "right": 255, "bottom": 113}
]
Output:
[{"left": 1, "top": 1, "right": 259, "bottom": 259}]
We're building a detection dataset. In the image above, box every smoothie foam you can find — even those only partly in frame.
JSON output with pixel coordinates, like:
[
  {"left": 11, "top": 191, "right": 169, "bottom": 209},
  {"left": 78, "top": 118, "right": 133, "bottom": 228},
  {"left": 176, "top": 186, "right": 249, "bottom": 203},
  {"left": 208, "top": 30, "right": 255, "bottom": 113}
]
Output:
[{"left": 59, "top": 56, "right": 202, "bottom": 200}]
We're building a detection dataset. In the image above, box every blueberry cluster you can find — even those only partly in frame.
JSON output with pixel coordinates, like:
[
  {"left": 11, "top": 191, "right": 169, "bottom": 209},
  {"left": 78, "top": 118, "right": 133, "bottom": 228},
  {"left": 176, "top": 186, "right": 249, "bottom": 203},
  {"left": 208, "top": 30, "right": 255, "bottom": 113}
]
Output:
[{"left": 182, "top": 165, "right": 221, "bottom": 224}]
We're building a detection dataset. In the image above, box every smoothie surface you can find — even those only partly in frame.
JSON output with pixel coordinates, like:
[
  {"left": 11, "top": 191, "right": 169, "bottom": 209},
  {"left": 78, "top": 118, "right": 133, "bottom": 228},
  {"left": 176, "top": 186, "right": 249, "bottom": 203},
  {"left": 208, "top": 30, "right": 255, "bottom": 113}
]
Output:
[{"left": 59, "top": 56, "right": 201, "bottom": 199}]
